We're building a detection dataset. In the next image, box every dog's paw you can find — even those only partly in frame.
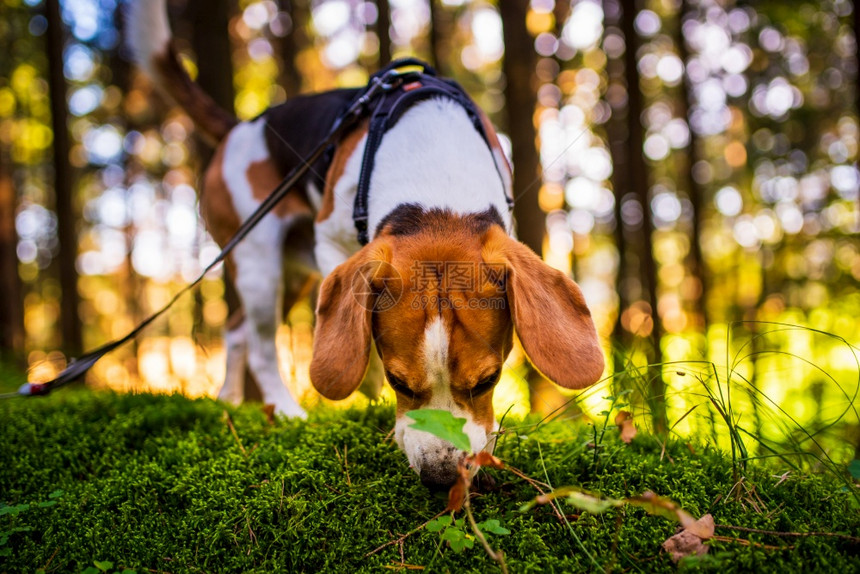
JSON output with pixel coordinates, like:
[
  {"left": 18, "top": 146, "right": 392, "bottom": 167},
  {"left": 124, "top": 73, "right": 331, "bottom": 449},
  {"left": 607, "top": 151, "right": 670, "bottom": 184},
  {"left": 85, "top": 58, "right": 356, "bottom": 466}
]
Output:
[
  {"left": 217, "top": 387, "right": 244, "bottom": 405},
  {"left": 271, "top": 401, "right": 308, "bottom": 420}
]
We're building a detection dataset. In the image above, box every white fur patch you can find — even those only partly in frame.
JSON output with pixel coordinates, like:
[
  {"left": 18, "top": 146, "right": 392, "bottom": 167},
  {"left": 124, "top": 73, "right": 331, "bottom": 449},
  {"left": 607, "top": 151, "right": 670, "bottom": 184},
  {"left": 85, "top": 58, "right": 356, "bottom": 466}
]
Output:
[
  {"left": 218, "top": 323, "right": 247, "bottom": 405},
  {"left": 127, "top": 0, "right": 172, "bottom": 79},
  {"left": 423, "top": 317, "right": 449, "bottom": 385},
  {"left": 367, "top": 98, "right": 513, "bottom": 239},
  {"left": 217, "top": 117, "right": 307, "bottom": 419},
  {"left": 394, "top": 317, "right": 491, "bottom": 473},
  {"left": 314, "top": 132, "right": 367, "bottom": 276}
]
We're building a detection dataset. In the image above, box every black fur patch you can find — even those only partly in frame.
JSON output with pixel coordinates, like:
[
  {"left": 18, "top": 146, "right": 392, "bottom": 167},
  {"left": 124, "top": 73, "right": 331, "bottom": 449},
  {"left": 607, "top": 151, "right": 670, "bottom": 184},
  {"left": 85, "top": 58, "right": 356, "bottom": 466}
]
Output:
[
  {"left": 262, "top": 89, "right": 361, "bottom": 194},
  {"left": 376, "top": 204, "right": 504, "bottom": 238}
]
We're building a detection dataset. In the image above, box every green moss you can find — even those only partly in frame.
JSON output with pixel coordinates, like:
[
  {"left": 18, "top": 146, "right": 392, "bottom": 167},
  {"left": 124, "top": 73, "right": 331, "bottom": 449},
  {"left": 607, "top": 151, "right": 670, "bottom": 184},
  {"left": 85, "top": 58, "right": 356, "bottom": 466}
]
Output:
[{"left": 1, "top": 391, "right": 857, "bottom": 573}]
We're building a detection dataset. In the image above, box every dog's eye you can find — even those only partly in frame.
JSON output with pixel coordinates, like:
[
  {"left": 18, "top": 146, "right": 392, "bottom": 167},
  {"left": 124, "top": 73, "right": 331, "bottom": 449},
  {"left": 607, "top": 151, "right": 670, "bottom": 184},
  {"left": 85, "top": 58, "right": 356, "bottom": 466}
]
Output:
[
  {"left": 469, "top": 370, "right": 501, "bottom": 398},
  {"left": 386, "top": 372, "right": 417, "bottom": 399}
]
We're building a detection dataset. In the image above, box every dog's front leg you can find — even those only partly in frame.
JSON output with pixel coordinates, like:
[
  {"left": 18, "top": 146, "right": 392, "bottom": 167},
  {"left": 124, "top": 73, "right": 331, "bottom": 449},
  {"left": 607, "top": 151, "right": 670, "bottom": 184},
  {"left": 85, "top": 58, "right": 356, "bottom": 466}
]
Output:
[
  {"left": 231, "top": 223, "right": 307, "bottom": 419},
  {"left": 217, "top": 318, "right": 247, "bottom": 405}
]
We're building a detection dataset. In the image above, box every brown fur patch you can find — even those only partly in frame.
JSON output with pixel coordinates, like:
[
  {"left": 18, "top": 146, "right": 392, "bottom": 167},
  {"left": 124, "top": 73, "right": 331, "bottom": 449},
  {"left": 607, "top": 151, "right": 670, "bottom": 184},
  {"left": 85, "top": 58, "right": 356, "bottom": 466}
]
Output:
[
  {"left": 482, "top": 225, "right": 604, "bottom": 389},
  {"left": 246, "top": 158, "right": 313, "bottom": 219},
  {"left": 317, "top": 121, "right": 369, "bottom": 223},
  {"left": 200, "top": 141, "right": 241, "bottom": 248}
]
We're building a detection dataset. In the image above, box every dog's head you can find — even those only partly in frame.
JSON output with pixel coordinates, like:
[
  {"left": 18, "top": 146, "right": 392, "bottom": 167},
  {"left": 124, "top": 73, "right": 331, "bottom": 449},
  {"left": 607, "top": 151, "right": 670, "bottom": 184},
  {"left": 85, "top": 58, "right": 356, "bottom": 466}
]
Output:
[{"left": 310, "top": 207, "right": 603, "bottom": 489}]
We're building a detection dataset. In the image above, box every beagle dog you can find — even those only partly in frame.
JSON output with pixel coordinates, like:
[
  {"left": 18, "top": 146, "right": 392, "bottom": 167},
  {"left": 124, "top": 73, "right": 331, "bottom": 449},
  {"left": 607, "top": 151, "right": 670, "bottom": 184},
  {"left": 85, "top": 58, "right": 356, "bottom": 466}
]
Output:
[{"left": 130, "top": 0, "right": 603, "bottom": 488}]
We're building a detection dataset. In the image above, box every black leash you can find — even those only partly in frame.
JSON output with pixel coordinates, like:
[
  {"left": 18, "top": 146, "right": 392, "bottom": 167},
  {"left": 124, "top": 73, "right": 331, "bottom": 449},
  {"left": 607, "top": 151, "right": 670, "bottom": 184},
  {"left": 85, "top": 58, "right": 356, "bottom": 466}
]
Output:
[{"left": 4, "top": 65, "right": 413, "bottom": 400}]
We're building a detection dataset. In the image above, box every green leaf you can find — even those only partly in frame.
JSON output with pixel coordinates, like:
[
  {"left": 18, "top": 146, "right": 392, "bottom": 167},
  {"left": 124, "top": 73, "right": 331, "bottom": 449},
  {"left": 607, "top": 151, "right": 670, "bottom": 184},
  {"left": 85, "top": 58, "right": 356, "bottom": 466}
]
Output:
[
  {"left": 48, "top": 490, "right": 64, "bottom": 499},
  {"left": 81, "top": 568, "right": 100, "bottom": 574},
  {"left": 93, "top": 560, "right": 114, "bottom": 571},
  {"left": 848, "top": 460, "right": 860, "bottom": 480},
  {"left": 441, "top": 528, "right": 473, "bottom": 552},
  {"left": 441, "top": 528, "right": 463, "bottom": 542},
  {"left": 0, "top": 504, "right": 29, "bottom": 516},
  {"left": 454, "top": 537, "right": 474, "bottom": 552},
  {"left": 406, "top": 409, "right": 471, "bottom": 453},
  {"left": 121, "top": 570, "right": 137, "bottom": 574},
  {"left": 37, "top": 500, "right": 57, "bottom": 508},
  {"left": 426, "top": 516, "right": 450, "bottom": 532},
  {"left": 477, "top": 519, "right": 511, "bottom": 535}
]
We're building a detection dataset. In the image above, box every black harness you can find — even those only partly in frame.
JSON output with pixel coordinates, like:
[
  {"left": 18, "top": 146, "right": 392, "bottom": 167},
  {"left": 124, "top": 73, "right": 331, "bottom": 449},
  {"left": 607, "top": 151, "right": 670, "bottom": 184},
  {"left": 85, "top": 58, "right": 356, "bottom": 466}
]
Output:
[{"left": 347, "top": 58, "right": 513, "bottom": 245}]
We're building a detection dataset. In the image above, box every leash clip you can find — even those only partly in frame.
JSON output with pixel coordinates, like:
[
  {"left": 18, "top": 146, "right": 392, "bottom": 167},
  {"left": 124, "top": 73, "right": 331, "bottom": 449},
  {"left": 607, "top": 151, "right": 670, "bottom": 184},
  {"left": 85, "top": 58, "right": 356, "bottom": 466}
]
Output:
[{"left": 18, "top": 382, "right": 49, "bottom": 396}]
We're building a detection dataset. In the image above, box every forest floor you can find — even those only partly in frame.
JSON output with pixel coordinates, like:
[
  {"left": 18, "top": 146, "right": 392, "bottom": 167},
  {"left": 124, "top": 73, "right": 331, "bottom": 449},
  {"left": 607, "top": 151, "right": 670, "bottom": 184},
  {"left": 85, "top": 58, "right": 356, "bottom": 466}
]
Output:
[{"left": 1, "top": 379, "right": 858, "bottom": 573}]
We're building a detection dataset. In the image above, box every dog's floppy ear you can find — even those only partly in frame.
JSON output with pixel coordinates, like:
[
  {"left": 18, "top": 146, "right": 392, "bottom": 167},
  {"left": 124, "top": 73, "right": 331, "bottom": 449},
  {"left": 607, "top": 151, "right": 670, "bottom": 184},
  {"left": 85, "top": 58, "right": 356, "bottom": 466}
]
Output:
[
  {"left": 310, "top": 240, "right": 392, "bottom": 400},
  {"left": 483, "top": 227, "right": 604, "bottom": 389}
]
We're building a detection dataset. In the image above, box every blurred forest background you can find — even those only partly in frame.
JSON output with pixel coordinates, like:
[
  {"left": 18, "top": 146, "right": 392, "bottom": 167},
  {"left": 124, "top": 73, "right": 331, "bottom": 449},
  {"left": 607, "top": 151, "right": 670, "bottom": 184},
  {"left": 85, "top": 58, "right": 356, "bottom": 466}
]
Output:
[{"left": 0, "top": 0, "right": 858, "bottom": 464}]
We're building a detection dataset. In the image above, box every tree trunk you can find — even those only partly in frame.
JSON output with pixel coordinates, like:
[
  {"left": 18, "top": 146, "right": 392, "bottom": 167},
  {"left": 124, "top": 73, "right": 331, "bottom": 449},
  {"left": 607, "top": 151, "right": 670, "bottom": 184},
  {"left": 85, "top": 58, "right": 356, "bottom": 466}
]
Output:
[
  {"left": 604, "top": 0, "right": 633, "bottom": 370},
  {"left": 46, "top": 0, "right": 83, "bottom": 356},
  {"left": 618, "top": 0, "right": 666, "bottom": 431},
  {"left": 676, "top": 0, "right": 708, "bottom": 334},
  {"left": 376, "top": 0, "right": 391, "bottom": 67},
  {"left": 189, "top": 0, "right": 236, "bottom": 160},
  {"left": 427, "top": 0, "right": 448, "bottom": 75},
  {"left": 277, "top": 0, "right": 308, "bottom": 97},
  {"left": 500, "top": 0, "right": 543, "bottom": 256},
  {"left": 0, "top": 157, "right": 23, "bottom": 356}
]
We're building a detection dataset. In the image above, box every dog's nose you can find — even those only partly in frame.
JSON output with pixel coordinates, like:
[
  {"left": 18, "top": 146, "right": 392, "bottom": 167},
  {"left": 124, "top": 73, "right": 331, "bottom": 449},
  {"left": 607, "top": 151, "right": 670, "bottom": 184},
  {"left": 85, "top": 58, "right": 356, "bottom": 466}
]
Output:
[{"left": 419, "top": 465, "right": 458, "bottom": 491}]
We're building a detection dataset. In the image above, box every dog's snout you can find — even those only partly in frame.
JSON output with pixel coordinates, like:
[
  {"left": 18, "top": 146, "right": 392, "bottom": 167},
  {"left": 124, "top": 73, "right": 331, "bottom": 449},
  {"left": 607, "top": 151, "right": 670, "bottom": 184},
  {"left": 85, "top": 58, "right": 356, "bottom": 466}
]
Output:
[{"left": 419, "top": 464, "right": 459, "bottom": 491}]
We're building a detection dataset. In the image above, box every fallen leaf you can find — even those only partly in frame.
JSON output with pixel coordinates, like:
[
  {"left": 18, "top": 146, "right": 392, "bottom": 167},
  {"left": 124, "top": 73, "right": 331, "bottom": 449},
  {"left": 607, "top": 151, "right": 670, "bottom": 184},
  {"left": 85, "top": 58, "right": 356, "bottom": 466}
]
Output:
[
  {"left": 615, "top": 410, "right": 637, "bottom": 444},
  {"left": 522, "top": 486, "right": 622, "bottom": 513},
  {"left": 685, "top": 513, "right": 715, "bottom": 540},
  {"left": 662, "top": 529, "right": 708, "bottom": 562},
  {"left": 661, "top": 513, "right": 714, "bottom": 563}
]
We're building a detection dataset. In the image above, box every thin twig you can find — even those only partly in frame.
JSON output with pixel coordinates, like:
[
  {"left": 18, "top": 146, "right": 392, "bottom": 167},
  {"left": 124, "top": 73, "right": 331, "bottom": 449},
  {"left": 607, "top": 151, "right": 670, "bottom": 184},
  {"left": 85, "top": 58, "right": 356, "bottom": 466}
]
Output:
[
  {"left": 464, "top": 496, "right": 508, "bottom": 573},
  {"left": 363, "top": 510, "right": 447, "bottom": 558},
  {"left": 222, "top": 410, "right": 246, "bottom": 457},
  {"left": 505, "top": 464, "right": 565, "bottom": 524},
  {"left": 715, "top": 524, "right": 860, "bottom": 543},
  {"left": 42, "top": 546, "right": 59, "bottom": 571},
  {"left": 712, "top": 534, "right": 792, "bottom": 551},
  {"left": 505, "top": 464, "right": 551, "bottom": 489}
]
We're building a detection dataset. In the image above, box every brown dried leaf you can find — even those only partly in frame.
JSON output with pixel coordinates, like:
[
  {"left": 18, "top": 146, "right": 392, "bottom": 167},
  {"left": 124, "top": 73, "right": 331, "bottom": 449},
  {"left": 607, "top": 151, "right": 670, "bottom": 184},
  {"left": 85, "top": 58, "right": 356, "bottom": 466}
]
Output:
[
  {"left": 445, "top": 478, "right": 466, "bottom": 512},
  {"left": 685, "top": 513, "right": 715, "bottom": 540},
  {"left": 445, "top": 459, "right": 471, "bottom": 512},
  {"left": 469, "top": 451, "right": 505, "bottom": 469},
  {"left": 662, "top": 529, "right": 709, "bottom": 562},
  {"left": 629, "top": 491, "right": 697, "bottom": 527},
  {"left": 614, "top": 410, "right": 637, "bottom": 444},
  {"left": 661, "top": 513, "right": 714, "bottom": 562}
]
